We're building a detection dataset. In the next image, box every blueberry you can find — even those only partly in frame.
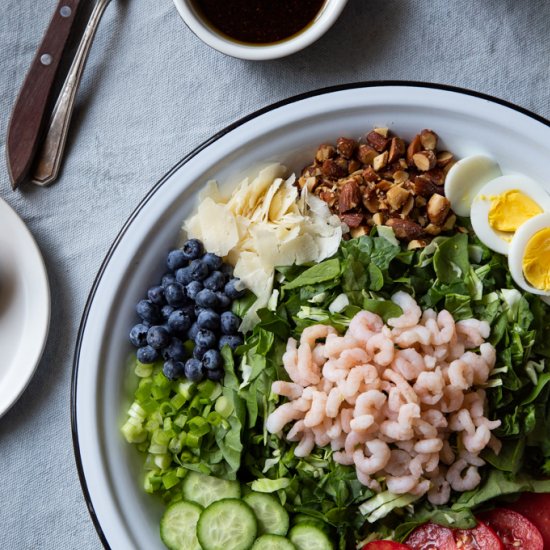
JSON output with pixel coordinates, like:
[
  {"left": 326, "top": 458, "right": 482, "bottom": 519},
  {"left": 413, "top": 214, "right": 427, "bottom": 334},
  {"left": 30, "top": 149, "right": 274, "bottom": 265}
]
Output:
[
  {"left": 186, "top": 281, "right": 203, "bottom": 300},
  {"left": 163, "top": 359, "right": 185, "bottom": 381},
  {"left": 215, "top": 292, "right": 231, "bottom": 310},
  {"left": 147, "top": 285, "right": 165, "bottom": 305},
  {"left": 220, "top": 311, "right": 240, "bottom": 335},
  {"left": 165, "top": 282, "right": 187, "bottom": 306},
  {"left": 166, "top": 249, "right": 188, "bottom": 271},
  {"left": 161, "top": 273, "right": 176, "bottom": 288},
  {"left": 181, "top": 239, "right": 204, "bottom": 261},
  {"left": 197, "top": 309, "right": 220, "bottom": 331},
  {"left": 147, "top": 325, "right": 171, "bottom": 349},
  {"left": 219, "top": 334, "right": 243, "bottom": 351},
  {"left": 136, "top": 299, "right": 160, "bottom": 323},
  {"left": 189, "top": 259, "right": 209, "bottom": 281},
  {"left": 137, "top": 345, "right": 159, "bottom": 364},
  {"left": 184, "top": 358, "right": 204, "bottom": 382},
  {"left": 129, "top": 323, "right": 149, "bottom": 347},
  {"left": 175, "top": 266, "right": 193, "bottom": 285},
  {"left": 195, "top": 328, "right": 217, "bottom": 349},
  {"left": 202, "top": 252, "right": 223, "bottom": 271},
  {"left": 195, "top": 288, "right": 219, "bottom": 308},
  {"left": 163, "top": 338, "right": 187, "bottom": 362},
  {"left": 161, "top": 305, "right": 175, "bottom": 319},
  {"left": 224, "top": 278, "right": 246, "bottom": 299},
  {"left": 181, "top": 304, "right": 196, "bottom": 320},
  {"left": 202, "top": 349, "right": 222, "bottom": 371},
  {"left": 221, "top": 263, "right": 234, "bottom": 277},
  {"left": 193, "top": 344, "right": 209, "bottom": 360},
  {"left": 206, "top": 368, "right": 224, "bottom": 382},
  {"left": 167, "top": 309, "right": 192, "bottom": 334},
  {"left": 187, "top": 322, "right": 200, "bottom": 341},
  {"left": 203, "top": 271, "right": 225, "bottom": 291}
]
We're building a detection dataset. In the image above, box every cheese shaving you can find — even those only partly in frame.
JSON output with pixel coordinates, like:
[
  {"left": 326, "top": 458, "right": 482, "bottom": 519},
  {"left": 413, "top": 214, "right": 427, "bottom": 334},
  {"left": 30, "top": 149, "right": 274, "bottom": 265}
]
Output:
[{"left": 184, "top": 163, "right": 344, "bottom": 332}]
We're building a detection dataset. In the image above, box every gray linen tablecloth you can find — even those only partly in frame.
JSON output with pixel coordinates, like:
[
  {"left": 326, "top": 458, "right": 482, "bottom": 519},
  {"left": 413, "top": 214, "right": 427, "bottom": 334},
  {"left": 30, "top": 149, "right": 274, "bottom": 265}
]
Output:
[{"left": 1, "top": 0, "right": 550, "bottom": 548}]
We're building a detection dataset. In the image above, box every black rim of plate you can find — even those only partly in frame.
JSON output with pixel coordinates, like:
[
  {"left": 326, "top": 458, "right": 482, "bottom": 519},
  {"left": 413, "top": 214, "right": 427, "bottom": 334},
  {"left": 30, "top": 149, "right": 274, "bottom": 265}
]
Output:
[{"left": 70, "top": 80, "right": 550, "bottom": 549}]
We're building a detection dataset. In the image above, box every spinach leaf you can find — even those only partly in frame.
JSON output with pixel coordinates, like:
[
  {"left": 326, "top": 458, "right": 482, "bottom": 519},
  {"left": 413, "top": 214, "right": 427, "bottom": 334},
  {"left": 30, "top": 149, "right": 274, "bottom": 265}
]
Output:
[
  {"left": 433, "top": 233, "right": 470, "bottom": 284},
  {"left": 283, "top": 258, "right": 340, "bottom": 290}
]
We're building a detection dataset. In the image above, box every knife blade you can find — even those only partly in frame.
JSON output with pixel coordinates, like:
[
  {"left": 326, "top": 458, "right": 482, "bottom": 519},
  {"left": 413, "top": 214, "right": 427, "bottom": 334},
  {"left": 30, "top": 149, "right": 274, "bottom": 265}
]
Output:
[{"left": 6, "top": 0, "right": 82, "bottom": 190}]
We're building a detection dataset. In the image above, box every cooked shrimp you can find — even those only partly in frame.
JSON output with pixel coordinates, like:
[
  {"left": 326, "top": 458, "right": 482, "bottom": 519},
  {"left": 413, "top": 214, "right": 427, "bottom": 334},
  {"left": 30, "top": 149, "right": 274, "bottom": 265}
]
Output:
[
  {"left": 348, "top": 310, "right": 383, "bottom": 344},
  {"left": 428, "top": 475, "right": 451, "bottom": 505},
  {"left": 324, "top": 333, "right": 359, "bottom": 359},
  {"left": 326, "top": 386, "right": 345, "bottom": 418},
  {"left": 388, "top": 291, "right": 422, "bottom": 328},
  {"left": 462, "top": 424, "right": 491, "bottom": 453},
  {"left": 266, "top": 402, "right": 306, "bottom": 434},
  {"left": 456, "top": 319, "right": 490, "bottom": 348},
  {"left": 366, "top": 333, "right": 395, "bottom": 366},
  {"left": 383, "top": 369, "right": 418, "bottom": 404},
  {"left": 380, "top": 419, "right": 414, "bottom": 441},
  {"left": 301, "top": 324, "right": 337, "bottom": 348},
  {"left": 432, "top": 310, "right": 456, "bottom": 345},
  {"left": 297, "top": 342, "right": 320, "bottom": 385},
  {"left": 446, "top": 459, "right": 480, "bottom": 491},
  {"left": 394, "top": 349, "right": 426, "bottom": 380},
  {"left": 448, "top": 359, "right": 474, "bottom": 390},
  {"left": 394, "top": 325, "right": 432, "bottom": 347},
  {"left": 303, "top": 391, "right": 328, "bottom": 428},
  {"left": 353, "top": 439, "right": 391, "bottom": 475},
  {"left": 385, "top": 449, "right": 411, "bottom": 476},
  {"left": 295, "top": 432, "right": 315, "bottom": 457},
  {"left": 272, "top": 381, "right": 303, "bottom": 400},
  {"left": 354, "top": 390, "right": 387, "bottom": 417},
  {"left": 341, "top": 365, "right": 379, "bottom": 399},
  {"left": 386, "top": 474, "right": 419, "bottom": 494},
  {"left": 333, "top": 451, "right": 354, "bottom": 466},
  {"left": 413, "top": 369, "right": 445, "bottom": 405},
  {"left": 414, "top": 438, "right": 444, "bottom": 454}
]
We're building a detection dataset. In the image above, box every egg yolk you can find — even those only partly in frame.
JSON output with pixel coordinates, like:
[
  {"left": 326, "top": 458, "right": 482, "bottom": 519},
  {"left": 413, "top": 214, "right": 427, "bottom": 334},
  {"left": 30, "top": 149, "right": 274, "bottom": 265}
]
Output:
[
  {"left": 488, "top": 190, "right": 542, "bottom": 232},
  {"left": 523, "top": 227, "right": 550, "bottom": 290}
]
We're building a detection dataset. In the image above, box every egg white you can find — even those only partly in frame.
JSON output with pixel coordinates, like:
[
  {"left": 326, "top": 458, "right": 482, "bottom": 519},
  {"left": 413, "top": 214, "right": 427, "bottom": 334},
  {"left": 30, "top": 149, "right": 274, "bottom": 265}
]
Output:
[
  {"left": 508, "top": 212, "right": 550, "bottom": 296},
  {"left": 444, "top": 154, "right": 502, "bottom": 217},
  {"left": 470, "top": 176, "right": 550, "bottom": 255}
]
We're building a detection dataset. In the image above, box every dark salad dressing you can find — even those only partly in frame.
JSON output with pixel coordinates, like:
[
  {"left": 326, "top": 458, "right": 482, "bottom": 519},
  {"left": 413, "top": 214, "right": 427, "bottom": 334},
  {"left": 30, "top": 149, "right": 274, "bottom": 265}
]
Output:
[{"left": 192, "top": 0, "right": 326, "bottom": 45}]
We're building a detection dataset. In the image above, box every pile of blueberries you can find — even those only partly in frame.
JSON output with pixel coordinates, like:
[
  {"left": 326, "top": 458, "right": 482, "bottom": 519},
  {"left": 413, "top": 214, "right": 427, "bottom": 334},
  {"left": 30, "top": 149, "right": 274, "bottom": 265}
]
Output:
[{"left": 129, "top": 239, "right": 245, "bottom": 383}]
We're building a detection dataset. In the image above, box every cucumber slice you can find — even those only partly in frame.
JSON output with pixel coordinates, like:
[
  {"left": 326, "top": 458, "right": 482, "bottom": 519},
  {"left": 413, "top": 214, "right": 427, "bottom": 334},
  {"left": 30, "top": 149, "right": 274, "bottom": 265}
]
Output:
[
  {"left": 243, "top": 492, "right": 289, "bottom": 536},
  {"left": 160, "top": 500, "right": 202, "bottom": 550},
  {"left": 182, "top": 471, "right": 241, "bottom": 508},
  {"left": 252, "top": 535, "right": 296, "bottom": 550},
  {"left": 289, "top": 524, "right": 333, "bottom": 550},
  {"left": 197, "top": 498, "right": 257, "bottom": 550}
]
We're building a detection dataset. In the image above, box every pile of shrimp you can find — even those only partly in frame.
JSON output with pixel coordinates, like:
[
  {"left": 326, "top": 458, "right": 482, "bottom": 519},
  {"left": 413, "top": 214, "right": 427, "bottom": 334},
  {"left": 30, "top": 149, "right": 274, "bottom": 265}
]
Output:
[{"left": 266, "top": 291, "right": 501, "bottom": 504}]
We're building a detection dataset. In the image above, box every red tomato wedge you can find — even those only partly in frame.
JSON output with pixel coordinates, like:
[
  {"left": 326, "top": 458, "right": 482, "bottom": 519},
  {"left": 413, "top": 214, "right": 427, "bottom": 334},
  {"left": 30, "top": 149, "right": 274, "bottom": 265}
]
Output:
[
  {"left": 405, "top": 522, "right": 456, "bottom": 550},
  {"left": 508, "top": 492, "right": 550, "bottom": 547},
  {"left": 362, "top": 542, "right": 411, "bottom": 550},
  {"left": 453, "top": 521, "right": 503, "bottom": 550},
  {"left": 480, "top": 508, "right": 543, "bottom": 550}
]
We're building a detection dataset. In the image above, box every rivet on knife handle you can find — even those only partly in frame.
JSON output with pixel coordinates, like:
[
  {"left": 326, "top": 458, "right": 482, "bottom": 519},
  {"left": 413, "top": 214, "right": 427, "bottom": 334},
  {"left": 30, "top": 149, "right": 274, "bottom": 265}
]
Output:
[
  {"left": 32, "top": 0, "right": 112, "bottom": 187},
  {"left": 5, "top": 0, "right": 81, "bottom": 190}
]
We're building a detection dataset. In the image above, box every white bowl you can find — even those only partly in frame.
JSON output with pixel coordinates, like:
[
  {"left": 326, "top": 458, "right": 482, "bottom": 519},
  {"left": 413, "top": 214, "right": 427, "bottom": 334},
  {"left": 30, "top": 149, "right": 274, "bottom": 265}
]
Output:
[
  {"left": 72, "top": 83, "right": 550, "bottom": 549},
  {"left": 172, "top": 0, "right": 349, "bottom": 60}
]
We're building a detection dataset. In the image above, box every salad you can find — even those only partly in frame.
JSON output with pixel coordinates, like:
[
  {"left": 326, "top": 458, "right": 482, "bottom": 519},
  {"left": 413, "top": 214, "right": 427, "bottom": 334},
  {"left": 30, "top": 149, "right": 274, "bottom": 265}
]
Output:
[{"left": 121, "top": 128, "right": 550, "bottom": 550}]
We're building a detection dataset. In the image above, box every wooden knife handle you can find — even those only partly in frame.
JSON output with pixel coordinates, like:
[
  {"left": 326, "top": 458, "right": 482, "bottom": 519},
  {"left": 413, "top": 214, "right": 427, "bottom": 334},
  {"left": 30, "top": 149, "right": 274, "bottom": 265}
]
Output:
[{"left": 6, "top": 0, "right": 81, "bottom": 189}]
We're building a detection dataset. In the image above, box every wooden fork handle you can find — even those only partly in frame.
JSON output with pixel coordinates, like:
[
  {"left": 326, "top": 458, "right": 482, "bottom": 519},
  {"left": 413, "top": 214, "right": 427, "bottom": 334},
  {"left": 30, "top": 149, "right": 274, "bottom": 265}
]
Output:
[{"left": 6, "top": 0, "right": 82, "bottom": 189}]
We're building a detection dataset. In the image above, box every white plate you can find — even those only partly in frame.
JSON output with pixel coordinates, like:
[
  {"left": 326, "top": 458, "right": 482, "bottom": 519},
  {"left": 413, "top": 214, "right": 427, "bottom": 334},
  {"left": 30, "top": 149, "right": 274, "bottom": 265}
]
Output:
[
  {"left": 72, "top": 83, "right": 550, "bottom": 549},
  {"left": 0, "top": 198, "right": 50, "bottom": 417}
]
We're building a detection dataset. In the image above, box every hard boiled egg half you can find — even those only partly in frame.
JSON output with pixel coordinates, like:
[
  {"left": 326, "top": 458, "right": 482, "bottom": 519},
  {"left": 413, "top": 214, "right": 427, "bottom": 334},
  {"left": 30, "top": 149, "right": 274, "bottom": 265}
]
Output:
[
  {"left": 508, "top": 212, "right": 550, "bottom": 304},
  {"left": 470, "top": 175, "right": 550, "bottom": 255}
]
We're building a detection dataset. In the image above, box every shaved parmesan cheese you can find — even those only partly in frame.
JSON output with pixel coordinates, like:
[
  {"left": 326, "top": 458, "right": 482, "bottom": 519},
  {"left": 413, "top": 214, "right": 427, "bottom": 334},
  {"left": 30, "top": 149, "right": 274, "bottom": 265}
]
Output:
[{"left": 183, "top": 163, "right": 344, "bottom": 331}]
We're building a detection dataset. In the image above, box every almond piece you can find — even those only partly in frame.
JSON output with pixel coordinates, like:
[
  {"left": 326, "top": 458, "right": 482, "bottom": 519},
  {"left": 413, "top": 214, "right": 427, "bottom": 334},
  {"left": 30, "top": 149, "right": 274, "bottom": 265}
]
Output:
[
  {"left": 388, "top": 137, "right": 406, "bottom": 163},
  {"left": 322, "top": 159, "right": 348, "bottom": 179},
  {"left": 374, "top": 127, "right": 390, "bottom": 138},
  {"left": 420, "top": 129, "right": 438, "bottom": 150},
  {"left": 319, "top": 189, "right": 337, "bottom": 207},
  {"left": 373, "top": 151, "right": 389, "bottom": 172},
  {"left": 362, "top": 165, "right": 379, "bottom": 183},
  {"left": 425, "top": 223, "right": 442, "bottom": 236},
  {"left": 413, "top": 151, "right": 437, "bottom": 171},
  {"left": 386, "top": 185, "right": 411, "bottom": 211},
  {"left": 442, "top": 213, "right": 457, "bottom": 231},
  {"left": 336, "top": 137, "right": 357, "bottom": 159},
  {"left": 366, "top": 131, "right": 389, "bottom": 152},
  {"left": 407, "top": 239, "right": 429, "bottom": 250},
  {"left": 427, "top": 193, "right": 451, "bottom": 225},
  {"left": 401, "top": 195, "right": 415, "bottom": 217},
  {"left": 315, "top": 144, "right": 336, "bottom": 163},
  {"left": 351, "top": 226, "right": 369, "bottom": 238},
  {"left": 340, "top": 212, "right": 364, "bottom": 228},
  {"left": 338, "top": 180, "right": 361, "bottom": 213},
  {"left": 385, "top": 218, "right": 425, "bottom": 241},
  {"left": 372, "top": 212, "right": 384, "bottom": 225},
  {"left": 406, "top": 134, "right": 422, "bottom": 165},
  {"left": 436, "top": 151, "right": 454, "bottom": 167},
  {"left": 393, "top": 170, "right": 409, "bottom": 185},
  {"left": 412, "top": 175, "right": 444, "bottom": 197},
  {"left": 357, "top": 144, "right": 378, "bottom": 165}
]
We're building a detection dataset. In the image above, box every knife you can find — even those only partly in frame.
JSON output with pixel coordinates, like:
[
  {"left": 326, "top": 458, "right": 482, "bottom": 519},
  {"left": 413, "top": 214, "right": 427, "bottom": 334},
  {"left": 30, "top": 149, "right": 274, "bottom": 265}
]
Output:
[{"left": 6, "top": 0, "right": 82, "bottom": 190}]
